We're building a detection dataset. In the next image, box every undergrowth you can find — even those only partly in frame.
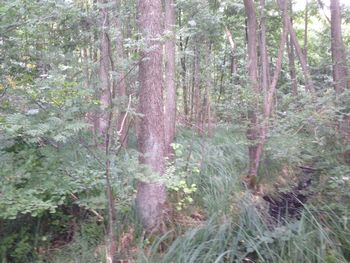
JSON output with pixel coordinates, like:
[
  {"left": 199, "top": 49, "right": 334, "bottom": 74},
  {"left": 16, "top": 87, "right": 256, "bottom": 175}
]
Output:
[{"left": 2, "top": 122, "right": 350, "bottom": 262}]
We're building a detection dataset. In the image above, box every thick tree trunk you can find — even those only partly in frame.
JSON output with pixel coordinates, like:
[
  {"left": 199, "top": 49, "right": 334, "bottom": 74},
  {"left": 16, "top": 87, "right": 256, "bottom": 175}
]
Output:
[
  {"left": 330, "top": 0, "right": 349, "bottom": 94},
  {"left": 244, "top": 0, "right": 260, "bottom": 179},
  {"left": 115, "top": 0, "right": 128, "bottom": 148},
  {"left": 136, "top": 0, "right": 166, "bottom": 232},
  {"left": 164, "top": 0, "right": 177, "bottom": 156}
]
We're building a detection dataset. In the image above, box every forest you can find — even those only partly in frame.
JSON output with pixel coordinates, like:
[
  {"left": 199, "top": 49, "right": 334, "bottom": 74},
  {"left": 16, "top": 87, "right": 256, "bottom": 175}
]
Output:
[{"left": 1, "top": 0, "right": 350, "bottom": 262}]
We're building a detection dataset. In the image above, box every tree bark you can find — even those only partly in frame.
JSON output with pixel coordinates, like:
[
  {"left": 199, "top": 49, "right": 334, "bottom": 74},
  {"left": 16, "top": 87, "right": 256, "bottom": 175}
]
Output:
[
  {"left": 287, "top": 1, "right": 298, "bottom": 96},
  {"left": 204, "top": 43, "right": 213, "bottom": 137},
  {"left": 98, "top": 1, "right": 116, "bottom": 261},
  {"left": 114, "top": 0, "right": 128, "bottom": 148},
  {"left": 193, "top": 45, "right": 201, "bottom": 132},
  {"left": 252, "top": 0, "right": 289, "bottom": 182},
  {"left": 225, "top": 27, "right": 237, "bottom": 79},
  {"left": 303, "top": 0, "right": 308, "bottom": 63},
  {"left": 179, "top": 10, "right": 189, "bottom": 117},
  {"left": 259, "top": 0, "right": 270, "bottom": 96},
  {"left": 284, "top": 6, "right": 315, "bottom": 93},
  {"left": 244, "top": 0, "right": 260, "bottom": 178},
  {"left": 287, "top": 33, "right": 298, "bottom": 96},
  {"left": 136, "top": 0, "right": 166, "bottom": 232},
  {"left": 330, "top": 0, "right": 349, "bottom": 94},
  {"left": 164, "top": 0, "right": 177, "bottom": 156},
  {"left": 98, "top": 0, "right": 111, "bottom": 136}
]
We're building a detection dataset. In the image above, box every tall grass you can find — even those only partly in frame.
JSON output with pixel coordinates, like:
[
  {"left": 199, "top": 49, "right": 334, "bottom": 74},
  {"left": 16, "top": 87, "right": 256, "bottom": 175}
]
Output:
[
  {"left": 142, "top": 201, "right": 348, "bottom": 263},
  {"left": 50, "top": 125, "right": 350, "bottom": 262},
  {"left": 139, "top": 125, "right": 349, "bottom": 263}
]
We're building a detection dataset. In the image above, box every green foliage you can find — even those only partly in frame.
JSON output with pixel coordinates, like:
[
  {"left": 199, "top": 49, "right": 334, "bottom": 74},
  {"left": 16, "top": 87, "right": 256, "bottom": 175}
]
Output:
[
  {"left": 0, "top": 0, "right": 350, "bottom": 261},
  {"left": 164, "top": 143, "right": 198, "bottom": 211},
  {"left": 47, "top": 220, "right": 106, "bottom": 263}
]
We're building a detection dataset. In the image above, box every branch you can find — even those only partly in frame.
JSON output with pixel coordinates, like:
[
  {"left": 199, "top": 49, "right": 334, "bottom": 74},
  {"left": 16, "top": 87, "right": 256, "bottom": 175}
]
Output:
[
  {"left": 224, "top": 27, "right": 236, "bottom": 54},
  {"left": 117, "top": 94, "right": 132, "bottom": 136},
  {"left": 70, "top": 192, "right": 104, "bottom": 221},
  {"left": 317, "top": 0, "right": 331, "bottom": 24}
]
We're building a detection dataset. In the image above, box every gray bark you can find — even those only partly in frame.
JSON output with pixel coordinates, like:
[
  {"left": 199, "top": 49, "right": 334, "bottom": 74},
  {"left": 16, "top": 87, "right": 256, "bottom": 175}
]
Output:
[
  {"left": 114, "top": 0, "right": 128, "bottom": 148},
  {"left": 330, "top": 0, "right": 349, "bottom": 94},
  {"left": 164, "top": 0, "right": 177, "bottom": 156},
  {"left": 284, "top": 6, "right": 315, "bottom": 93},
  {"left": 287, "top": 1, "right": 298, "bottom": 96},
  {"left": 259, "top": 0, "right": 270, "bottom": 96},
  {"left": 98, "top": 0, "right": 111, "bottom": 136},
  {"left": 136, "top": 0, "right": 167, "bottom": 232},
  {"left": 244, "top": 0, "right": 260, "bottom": 179}
]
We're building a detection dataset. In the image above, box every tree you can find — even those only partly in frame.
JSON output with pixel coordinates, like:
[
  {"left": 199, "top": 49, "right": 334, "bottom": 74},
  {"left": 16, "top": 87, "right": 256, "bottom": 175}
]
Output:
[
  {"left": 193, "top": 45, "right": 201, "bottom": 132},
  {"left": 164, "top": 0, "right": 177, "bottom": 156},
  {"left": 330, "top": 0, "right": 349, "bottom": 94},
  {"left": 284, "top": 5, "right": 315, "bottom": 93},
  {"left": 253, "top": 0, "right": 289, "bottom": 185},
  {"left": 287, "top": 0, "right": 298, "bottom": 96},
  {"left": 136, "top": 0, "right": 167, "bottom": 231},
  {"left": 244, "top": 0, "right": 289, "bottom": 183},
  {"left": 114, "top": 0, "right": 129, "bottom": 148},
  {"left": 98, "top": 1, "right": 116, "bottom": 261},
  {"left": 259, "top": 0, "right": 270, "bottom": 96},
  {"left": 304, "top": 0, "right": 309, "bottom": 63},
  {"left": 224, "top": 27, "right": 237, "bottom": 79},
  {"left": 98, "top": 0, "right": 112, "bottom": 136},
  {"left": 243, "top": 0, "right": 260, "bottom": 179},
  {"left": 179, "top": 9, "right": 189, "bottom": 118}
]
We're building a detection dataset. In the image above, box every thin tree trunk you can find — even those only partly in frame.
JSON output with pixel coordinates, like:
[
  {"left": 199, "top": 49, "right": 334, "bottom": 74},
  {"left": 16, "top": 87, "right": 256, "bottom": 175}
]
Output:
[
  {"left": 225, "top": 27, "right": 236, "bottom": 75},
  {"left": 224, "top": 27, "right": 237, "bottom": 85},
  {"left": 190, "top": 57, "right": 195, "bottom": 122},
  {"left": 179, "top": 10, "right": 189, "bottom": 117},
  {"left": 284, "top": 6, "right": 315, "bottom": 93},
  {"left": 304, "top": 0, "right": 308, "bottom": 63},
  {"left": 253, "top": 0, "right": 289, "bottom": 182},
  {"left": 259, "top": 0, "right": 270, "bottom": 96},
  {"left": 136, "top": 0, "right": 166, "bottom": 232},
  {"left": 193, "top": 45, "right": 201, "bottom": 132},
  {"left": 181, "top": 55, "right": 188, "bottom": 117},
  {"left": 287, "top": 33, "right": 298, "bottom": 96},
  {"left": 244, "top": 0, "right": 260, "bottom": 179},
  {"left": 164, "top": 0, "right": 177, "bottom": 156},
  {"left": 92, "top": 0, "right": 98, "bottom": 63},
  {"left": 98, "top": 1, "right": 116, "bottom": 261},
  {"left": 98, "top": 0, "right": 111, "bottom": 136},
  {"left": 217, "top": 48, "right": 226, "bottom": 103},
  {"left": 330, "top": 0, "right": 349, "bottom": 94},
  {"left": 287, "top": 1, "right": 298, "bottom": 96},
  {"left": 204, "top": 43, "right": 213, "bottom": 137},
  {"left": 114, "top": 0, "right": 128, "bottom": 148}
]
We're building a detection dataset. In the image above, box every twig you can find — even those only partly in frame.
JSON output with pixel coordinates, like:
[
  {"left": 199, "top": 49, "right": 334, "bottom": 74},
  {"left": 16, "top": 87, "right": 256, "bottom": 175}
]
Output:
[{"left": 0, "top": 87, "right": 8, "bottom": 99}]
